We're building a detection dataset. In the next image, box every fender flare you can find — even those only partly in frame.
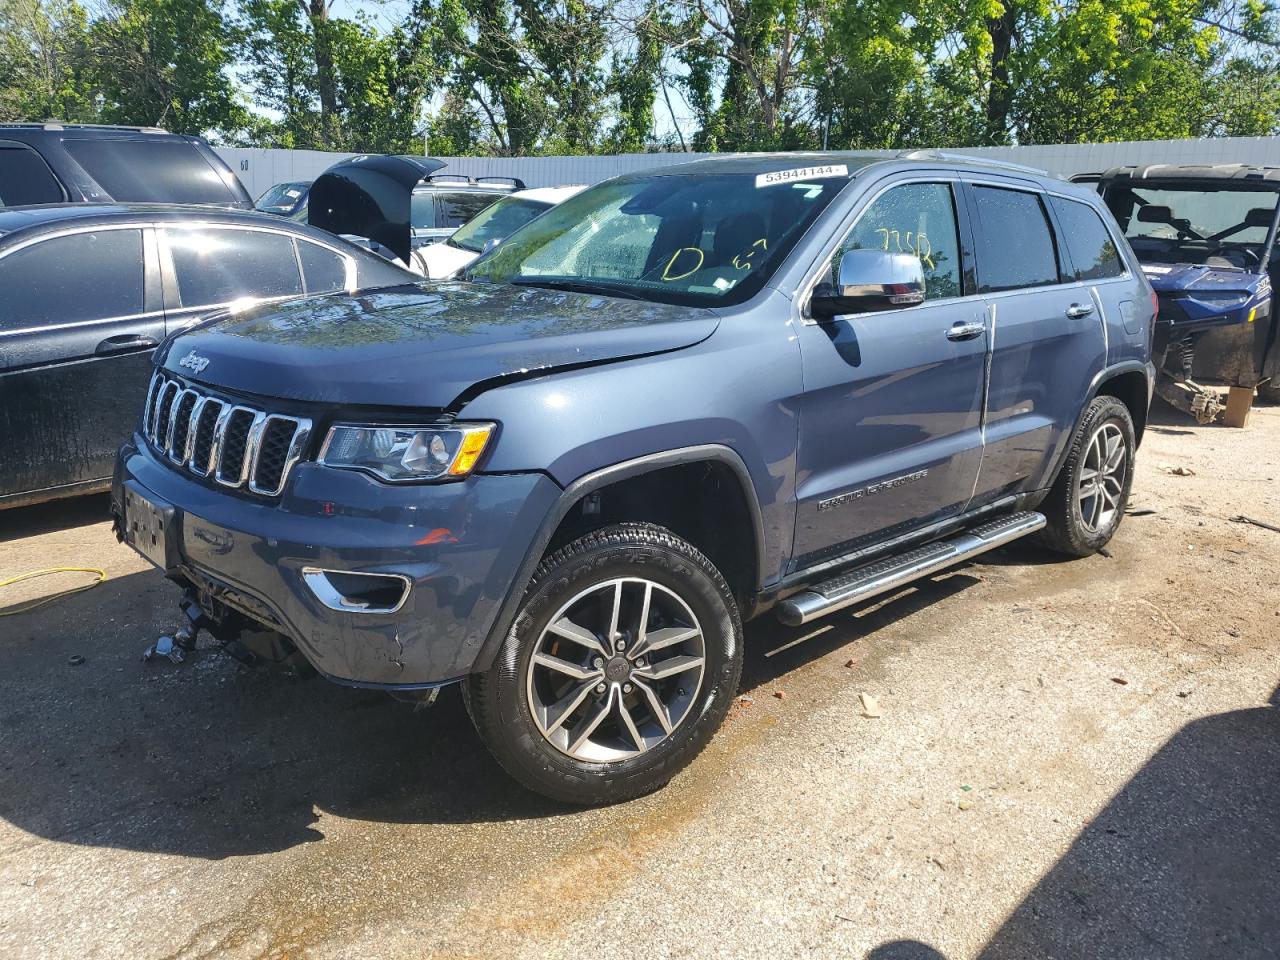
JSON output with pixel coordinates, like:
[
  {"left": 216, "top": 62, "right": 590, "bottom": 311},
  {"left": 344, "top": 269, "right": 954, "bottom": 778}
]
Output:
[
  {"left": 1043, "top": 360, "right": 1153, "bottom": 490},
  {"left": 473, "top": 443, "right": 766, "bottom": 672}
]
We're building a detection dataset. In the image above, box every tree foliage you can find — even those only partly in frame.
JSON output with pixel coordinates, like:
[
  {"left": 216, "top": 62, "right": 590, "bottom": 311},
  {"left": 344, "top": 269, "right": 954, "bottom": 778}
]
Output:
[{"left": 0, "top": 0, "right": 1276, "bottom": 152}]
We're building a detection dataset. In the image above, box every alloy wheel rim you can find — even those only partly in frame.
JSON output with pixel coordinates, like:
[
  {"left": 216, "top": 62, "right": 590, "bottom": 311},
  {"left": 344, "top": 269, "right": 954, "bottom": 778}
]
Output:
[
  {"left": 526, "top": 577, "right": 706, "bottom": 763},
  {"left": 1077, "top": 422, "right": 1127, "bottom": 534}
]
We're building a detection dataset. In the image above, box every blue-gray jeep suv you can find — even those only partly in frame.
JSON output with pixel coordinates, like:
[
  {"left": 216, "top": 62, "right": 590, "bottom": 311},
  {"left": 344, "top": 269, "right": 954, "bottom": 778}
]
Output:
[{"left": 113, "top": 152, "right": 1156, "bottom": 804}]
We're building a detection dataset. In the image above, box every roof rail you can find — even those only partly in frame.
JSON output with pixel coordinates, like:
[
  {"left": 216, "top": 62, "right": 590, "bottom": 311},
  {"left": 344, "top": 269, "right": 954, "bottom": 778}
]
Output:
[
  {"left": 897, "top": 149, "right": 1049, "bottom": 176},
  {"left": 476, "top": 175, "right": 527, "bottom": 189},
  {"left": 0, "top": 121, "right": 170, "bottom": 134}
]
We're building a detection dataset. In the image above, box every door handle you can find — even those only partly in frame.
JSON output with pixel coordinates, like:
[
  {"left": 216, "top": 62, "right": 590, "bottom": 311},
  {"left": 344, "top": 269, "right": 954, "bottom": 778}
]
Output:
[
  {"left": 95, "top": 334, "right": 158, "bottom": 356},
  {"left": 945, "top": 320, "right": 985, "bottom": 342},
  {"left": 1066, "top": 302, "right": 1095, "bottom": 319}
]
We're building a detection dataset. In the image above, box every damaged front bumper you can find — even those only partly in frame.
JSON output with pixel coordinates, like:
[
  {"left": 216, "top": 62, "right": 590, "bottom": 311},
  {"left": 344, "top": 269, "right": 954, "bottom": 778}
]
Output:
[{"left": 112, "top": 435, "right": 559, "bottom": 687}]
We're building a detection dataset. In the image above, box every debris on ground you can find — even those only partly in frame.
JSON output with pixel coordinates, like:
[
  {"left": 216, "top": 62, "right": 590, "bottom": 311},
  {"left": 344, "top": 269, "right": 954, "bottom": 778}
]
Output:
[
  {"left": 772, "top": 690, "right": 786, "bottom": 700},
  {"left": 859, "top": 692, "right": 881, "bottom": 718},
  {"left": 958, "top": 799, "right": 975, "bottom": 811},
  {"left": 844, "top": 658, "right": 855, "bottom": 668},
  {"left": 1163, "top": 465, "right": 1196, "bottom": 476},
  {"left": 738, "top": 695, "right": 754, "bottom": 706},
  {"left": 1111, "top": 677, "right": 1129, "bottom": 685},
  {"left": 1230, "top": 514, "right": 1280, "bottom": 534},
  {"left": 67, "top": 654, "right": 85, "bottom": 666}
]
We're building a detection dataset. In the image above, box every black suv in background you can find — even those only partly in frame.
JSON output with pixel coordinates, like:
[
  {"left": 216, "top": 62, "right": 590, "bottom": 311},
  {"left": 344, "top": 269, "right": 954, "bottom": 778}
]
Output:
[{"left": 0, "top": 123, "right": 251, "bottom": 209}]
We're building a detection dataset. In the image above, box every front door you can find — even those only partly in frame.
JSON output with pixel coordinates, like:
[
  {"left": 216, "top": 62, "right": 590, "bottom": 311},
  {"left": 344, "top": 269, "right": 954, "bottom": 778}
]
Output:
[
  {"left": 792, "top": 180, "right": 987, "bottom": 570},
  {"left": 0, "top": 226, "right": 162, "bottom": 502}
]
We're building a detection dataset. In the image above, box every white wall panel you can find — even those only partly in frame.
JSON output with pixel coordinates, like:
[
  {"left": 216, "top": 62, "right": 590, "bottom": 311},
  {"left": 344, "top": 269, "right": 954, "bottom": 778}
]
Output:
[{"left": 217, "top": 137, "right": 1280, "bottom": 201}]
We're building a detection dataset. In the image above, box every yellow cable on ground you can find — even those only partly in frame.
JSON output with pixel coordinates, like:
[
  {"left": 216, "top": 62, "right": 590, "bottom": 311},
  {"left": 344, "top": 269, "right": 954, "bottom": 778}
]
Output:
[{"left": 0, "top": 567, "right": 106, "bottom": 617}]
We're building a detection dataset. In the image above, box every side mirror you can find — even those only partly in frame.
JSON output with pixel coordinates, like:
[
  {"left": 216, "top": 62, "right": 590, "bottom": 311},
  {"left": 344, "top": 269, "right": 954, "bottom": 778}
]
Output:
[{"left": 810, "top": 250, "right": 925, "bottom": 319}]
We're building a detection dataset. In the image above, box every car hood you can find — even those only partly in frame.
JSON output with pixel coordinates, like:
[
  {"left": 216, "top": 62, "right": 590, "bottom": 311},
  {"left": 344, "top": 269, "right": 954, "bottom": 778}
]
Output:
[
  {"left": 418, "top": 242, "right": 477, "bottom": 279},
  {"left": 159, "top": 281, "right": 719, "bottom": 410}
]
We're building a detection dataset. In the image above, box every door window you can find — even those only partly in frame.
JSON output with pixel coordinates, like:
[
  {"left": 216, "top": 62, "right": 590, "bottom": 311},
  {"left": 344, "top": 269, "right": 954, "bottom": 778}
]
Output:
[
  {"left": 164, "top": 228, "right": 303, "bottom": 307},
  {"left": 833, "top": 182, "right": 964, "bottom": 301},
  {"left": 972, "top": 186, "right": 1061, "bottom": 292},
  {"left": 1049, "top": 196, "right": 1124, "bottom": 281},
  {"left": 0, "top": 229, "right": 144, "bottom": 330},
  {"left": 0, "top": 145, "right": 65, "bottom": 205},
  {"left": 298, "top": 240, "right": 348, "bottom": 293}
]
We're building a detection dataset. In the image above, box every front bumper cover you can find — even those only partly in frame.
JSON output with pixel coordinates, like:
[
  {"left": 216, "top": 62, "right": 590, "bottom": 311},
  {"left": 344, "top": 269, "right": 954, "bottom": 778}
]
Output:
[{"left": 113, "top": 436, "right": 560, "bottom": 687}]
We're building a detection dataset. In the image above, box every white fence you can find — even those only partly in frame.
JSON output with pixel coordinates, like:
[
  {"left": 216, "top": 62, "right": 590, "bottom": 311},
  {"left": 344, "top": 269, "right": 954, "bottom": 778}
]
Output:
[{"left": 216, "top": 136, "right": 1280, "bottom": 201}]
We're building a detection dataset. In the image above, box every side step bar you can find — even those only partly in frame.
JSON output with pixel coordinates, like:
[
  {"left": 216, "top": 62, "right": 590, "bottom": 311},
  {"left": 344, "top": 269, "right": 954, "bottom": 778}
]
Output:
[{"left": 777, "top": 511, "right": 1046, "bottom": 627}]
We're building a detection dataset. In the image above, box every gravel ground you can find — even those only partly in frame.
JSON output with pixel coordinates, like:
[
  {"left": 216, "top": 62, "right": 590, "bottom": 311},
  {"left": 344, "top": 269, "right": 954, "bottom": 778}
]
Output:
[{"left": 1, "top": 400, "right": 1277, "bottom": 960}]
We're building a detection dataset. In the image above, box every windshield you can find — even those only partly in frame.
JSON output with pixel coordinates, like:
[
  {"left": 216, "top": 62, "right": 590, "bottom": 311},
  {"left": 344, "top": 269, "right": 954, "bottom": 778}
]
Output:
[
  {"left": 449, "top": 197, "right": 551, "bottom": 252},
  {"left": 464, "top": 171, "right": 851, "bottom": 306},
  {"left": 1103, "top": 183, "right": 1279, "bottom": 269},
  {"left": 255, "top": 182, "right": 308, "bottom": 214}
]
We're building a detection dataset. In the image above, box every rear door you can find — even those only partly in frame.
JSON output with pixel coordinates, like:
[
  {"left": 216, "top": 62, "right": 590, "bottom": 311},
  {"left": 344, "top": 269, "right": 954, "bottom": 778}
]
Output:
[
  {"left": 791, "top": 178, "right": 987, "bottom": 568},
  {"left": 0, "top": 226, "right": 163, "bottom": 500},
  {"left": 962, "top": 181, "right": 1107, "bottom": 504}
]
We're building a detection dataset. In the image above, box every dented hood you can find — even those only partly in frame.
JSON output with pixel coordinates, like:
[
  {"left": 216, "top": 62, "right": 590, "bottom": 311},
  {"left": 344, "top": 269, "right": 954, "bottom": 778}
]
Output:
[{"left": 159, "top": 282, "right": 720, "bottom": 410}]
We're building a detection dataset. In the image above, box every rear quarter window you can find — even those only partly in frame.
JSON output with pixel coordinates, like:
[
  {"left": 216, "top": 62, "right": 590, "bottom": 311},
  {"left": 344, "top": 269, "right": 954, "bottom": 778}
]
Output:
[
  {"left": 62, "top": 138, "right": 240, "bottom": 204},
  {"left": 0, "top": 145, "right": 65, "bottom": 205},
  {"left": 1050, "top": 196, "right": 1124, "bottom": 281}
]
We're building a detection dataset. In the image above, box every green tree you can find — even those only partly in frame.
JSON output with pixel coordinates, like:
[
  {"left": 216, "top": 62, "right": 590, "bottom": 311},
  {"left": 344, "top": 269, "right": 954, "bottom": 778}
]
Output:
[
  {"left": 0, "top": 0, "right": 97, "bottom": 122},
  {"left": 90, "top": 0, "right": 245, "bottom": 135}
]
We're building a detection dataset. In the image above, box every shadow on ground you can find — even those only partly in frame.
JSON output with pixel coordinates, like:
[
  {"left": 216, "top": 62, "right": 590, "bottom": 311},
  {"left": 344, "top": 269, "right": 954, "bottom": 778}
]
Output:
[
  {"left": 871, "top": 683, "right": 1280, "bottom": 960},
  {"left": 0, "top": 507, "right": 981, "bottom": 860},
  {"left": 0, "top": 493, "right": 112, "bottom": 544}
]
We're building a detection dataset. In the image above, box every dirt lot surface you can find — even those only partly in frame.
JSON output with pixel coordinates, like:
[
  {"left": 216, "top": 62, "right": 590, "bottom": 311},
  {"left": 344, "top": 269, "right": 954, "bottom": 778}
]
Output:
[{"left": 1, "top": 401, "right": 1278, "bottom": 960}]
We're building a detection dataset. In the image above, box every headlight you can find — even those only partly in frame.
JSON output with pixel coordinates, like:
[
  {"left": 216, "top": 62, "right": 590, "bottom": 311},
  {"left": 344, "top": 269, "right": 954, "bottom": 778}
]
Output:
[
  {"left": 320, "top": 422, "right": 495, "bottom": 482},
  {"left": 1190, "top": 290, "right": 1251, "bottom": 309}
]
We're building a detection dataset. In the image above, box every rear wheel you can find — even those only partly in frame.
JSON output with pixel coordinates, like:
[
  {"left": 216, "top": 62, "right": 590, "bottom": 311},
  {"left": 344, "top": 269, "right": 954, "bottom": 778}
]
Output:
[
  {"left": 466, "top": 523, "right": 743, "bottom": 805},
  {"left": 1036, "top": 395, "right": 1136, "bottom": 557}
]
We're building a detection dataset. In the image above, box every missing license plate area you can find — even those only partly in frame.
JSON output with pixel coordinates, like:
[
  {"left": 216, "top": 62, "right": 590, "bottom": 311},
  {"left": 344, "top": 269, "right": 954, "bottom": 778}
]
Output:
[{"left": 124, "top": 486, "right": 174, "bottom": 571}]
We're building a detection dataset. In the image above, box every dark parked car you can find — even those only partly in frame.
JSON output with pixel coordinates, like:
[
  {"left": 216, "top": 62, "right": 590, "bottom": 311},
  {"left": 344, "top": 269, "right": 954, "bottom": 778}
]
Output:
[
  {"left": 254, "top": 180, "right": 311, "bottom": 217},
  {"left": 114, "top": 152, "right": 1154, "bottom": 804},
  {"left": 1079, "top": 165, "right": 1279, "bottom": 411},
  {"left": 0, "top": 122, "right": 251, "bottom": 209},
  {"left": 0, "top": 204, "right": 414, "bottom": 510}
]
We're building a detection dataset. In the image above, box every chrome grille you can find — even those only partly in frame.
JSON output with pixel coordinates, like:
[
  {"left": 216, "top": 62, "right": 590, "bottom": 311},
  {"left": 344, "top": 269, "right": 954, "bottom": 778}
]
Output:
[{"left": 143, "top": 371, "right": 311, "bottom": 497}]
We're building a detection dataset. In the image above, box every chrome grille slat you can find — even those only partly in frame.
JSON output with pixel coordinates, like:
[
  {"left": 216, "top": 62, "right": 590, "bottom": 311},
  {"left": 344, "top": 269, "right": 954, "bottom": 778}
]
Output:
[{"left": 142, "top": 374, "right": 311, "bottom": 497}]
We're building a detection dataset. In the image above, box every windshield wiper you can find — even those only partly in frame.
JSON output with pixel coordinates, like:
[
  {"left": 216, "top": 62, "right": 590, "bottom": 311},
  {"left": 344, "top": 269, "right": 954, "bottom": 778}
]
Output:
[{"left": 511, "top": 277, "right": 645, "bottom": 301}]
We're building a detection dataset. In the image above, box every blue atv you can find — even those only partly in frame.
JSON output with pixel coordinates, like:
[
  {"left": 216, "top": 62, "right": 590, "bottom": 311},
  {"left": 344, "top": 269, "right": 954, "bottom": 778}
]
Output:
[{"left": 1080, "top": 165, "right": 1279, "bottom": 418}]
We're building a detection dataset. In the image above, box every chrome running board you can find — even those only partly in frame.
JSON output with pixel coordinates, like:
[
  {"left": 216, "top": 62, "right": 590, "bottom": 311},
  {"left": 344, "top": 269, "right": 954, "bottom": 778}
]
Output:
[{"left": 776, "top": 511, "right": 1046, "bottom": 627}]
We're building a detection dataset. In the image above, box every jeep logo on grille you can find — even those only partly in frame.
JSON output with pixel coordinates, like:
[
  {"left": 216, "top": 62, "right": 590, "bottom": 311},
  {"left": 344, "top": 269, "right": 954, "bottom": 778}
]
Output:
[{"left": 179, "top": 350, "right": 210, "bottom": 374}]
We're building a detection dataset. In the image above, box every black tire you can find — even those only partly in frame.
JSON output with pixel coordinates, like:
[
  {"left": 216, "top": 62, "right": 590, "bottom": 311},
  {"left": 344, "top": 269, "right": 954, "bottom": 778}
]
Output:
[
  {"left": 466, "top": 523, "right": 744, "bottom": 805},
  {"left": 1035, "top": 395, "right": 1136, "bottom": 557},
  {"left": 1258, "top": 383, "right": 1280, "bottom": 405}
]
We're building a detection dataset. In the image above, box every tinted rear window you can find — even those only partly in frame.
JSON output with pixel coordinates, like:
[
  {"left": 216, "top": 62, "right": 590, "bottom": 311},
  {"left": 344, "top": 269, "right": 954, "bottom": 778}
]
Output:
[
  {"left": 972, "top": 186, "right": 1061, "bottom": 292},
  {"left": 0, "top": 145, "right": 65, "bottom": 205},
  {"left": 1050, "top": 196, "right": 1124, "bottom": 281},
  {"left": 62, "top": 138, "right": 241, "bottom": 204}
]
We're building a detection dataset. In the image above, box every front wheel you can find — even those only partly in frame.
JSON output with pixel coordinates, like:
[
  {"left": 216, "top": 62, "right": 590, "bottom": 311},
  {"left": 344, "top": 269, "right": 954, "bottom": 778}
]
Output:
[
  {"left": 1035, "top": 395, "right": 1136, "bottom": 557},
  {"left": 466, "top": 523, "right": 744, "bottom": 805}
]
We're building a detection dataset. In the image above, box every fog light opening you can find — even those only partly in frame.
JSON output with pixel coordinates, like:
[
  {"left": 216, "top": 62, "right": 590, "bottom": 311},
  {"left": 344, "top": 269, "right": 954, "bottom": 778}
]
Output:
[{"left": 302, "top": 568, "right": 411, "bottom": 614}]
